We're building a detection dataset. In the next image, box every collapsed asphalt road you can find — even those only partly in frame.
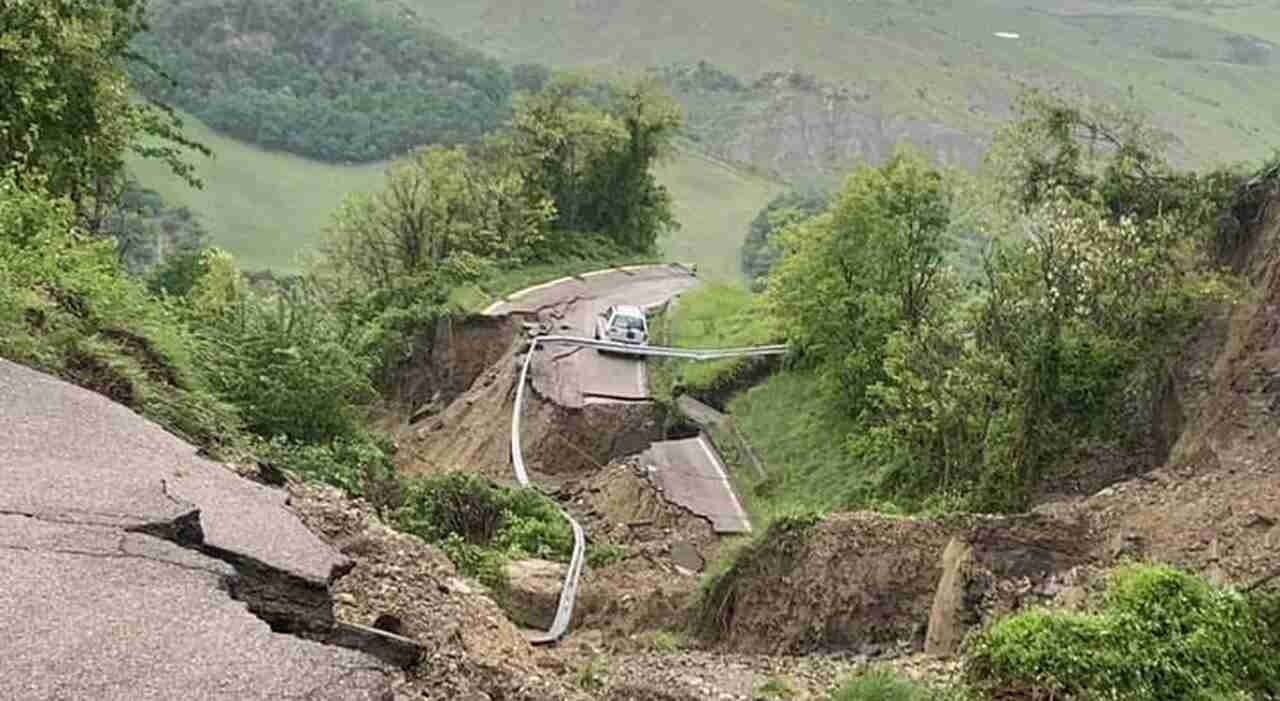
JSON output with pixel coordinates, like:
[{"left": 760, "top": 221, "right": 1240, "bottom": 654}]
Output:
[
  {"left": 0, "top": 359, "right": 410, "bottom": 700},
  {"left": 487, "top": 264, "right": 702, "bottom": 406},
  {"left": 493, "top": 264, "right": 754, "bottom": 537}
]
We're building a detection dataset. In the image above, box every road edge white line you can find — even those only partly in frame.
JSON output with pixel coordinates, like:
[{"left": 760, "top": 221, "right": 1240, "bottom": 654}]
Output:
[
  {"left": 695, "top": 434, "right": 753, "bottom": 534},
  {"left": 483, "top": 263, "right": 695, "bottom": 315}
]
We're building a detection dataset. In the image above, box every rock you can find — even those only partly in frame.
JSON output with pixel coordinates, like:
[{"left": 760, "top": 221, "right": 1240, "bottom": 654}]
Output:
[
  {"left": 670, "top": 541, "right": 705, "bottom": 573},
  {"left": 1245, "top": 511, "right": 1276, "bottom": 529},
  {"left": 503, "top": 558, "right": 569, "bottom": 630},
  {"left": 925, "top": 539, "right": 976, "bottom": 657},
  {"left": 1107, "top": 531, "right": 1146, "bottom": 560}
]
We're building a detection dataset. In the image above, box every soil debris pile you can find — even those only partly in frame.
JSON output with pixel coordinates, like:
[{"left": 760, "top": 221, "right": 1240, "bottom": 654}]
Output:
[
  {"left": 288, "top": 482, "right": 588, "bottom": 700},
  {"left": 698, "top": 511, "right": 1094, "bottom": 657}
]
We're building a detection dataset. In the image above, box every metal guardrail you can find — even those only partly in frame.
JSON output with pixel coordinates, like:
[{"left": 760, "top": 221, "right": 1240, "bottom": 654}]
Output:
[
  {"left": 510, "top": 333, "right": 788, "bottom": 645},
  {"left": 532, "top": 335, "right": 789, "bottom": 360}
]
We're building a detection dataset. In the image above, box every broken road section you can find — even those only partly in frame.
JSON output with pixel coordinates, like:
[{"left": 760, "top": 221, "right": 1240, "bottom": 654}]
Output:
[
  {"left": 641, "top": 434, "right": 752, "bottom": 534},
  {"left": 0, "top": 359, "right": 403, "bottom": 699}
]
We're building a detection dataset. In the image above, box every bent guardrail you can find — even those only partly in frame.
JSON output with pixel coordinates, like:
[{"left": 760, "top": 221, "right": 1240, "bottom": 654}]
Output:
[{"left": 510, "top": 334, "right": 787, "bottom": 645}]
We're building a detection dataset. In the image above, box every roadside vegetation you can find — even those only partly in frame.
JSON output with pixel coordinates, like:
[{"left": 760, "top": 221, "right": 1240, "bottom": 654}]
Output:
[
  {"left": 682, "top": 91, "right": 1258, "bottom": 517},
  {"left": 1, "top": 0, "right": 675, "bottom": 591},
  {"left": 965, "top": 565, "right": 1280, "bottom": 700},
  {"left": 391, "top": 472, "right": 573, "bottom": 590}
]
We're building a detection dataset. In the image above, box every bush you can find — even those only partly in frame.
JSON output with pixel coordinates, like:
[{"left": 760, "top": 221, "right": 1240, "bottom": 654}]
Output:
[
  {"left": 830, "top": 669, "right": 939, "bottom": 701},
  {"left": 964, "top": 565, "right": 1280, "bottom": 700},
  {"left": 259, "top": 433, "right": 394, "bottom": 499},
  {"left": 391, "top": 472, "right": 573, "bottom": 586},
  {"left": 0, "top": 176, "right": 243, "bottom": 455}
]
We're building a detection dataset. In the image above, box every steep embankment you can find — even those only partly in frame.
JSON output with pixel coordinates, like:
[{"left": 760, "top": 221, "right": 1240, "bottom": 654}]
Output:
[
  {"left": 698, "top": 512, "right": 1095, "bottom": 656},
  {"left": 700, "top": 190, "right": 1280, "bottom": 658},
  {"left": 1067, "top": 188, "right": 1280, "bottom": 587}
]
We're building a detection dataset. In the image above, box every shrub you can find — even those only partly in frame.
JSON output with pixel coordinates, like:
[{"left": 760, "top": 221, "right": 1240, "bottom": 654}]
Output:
[
  {"left": 830, "top": 669, "right": 938, "bottom": 701},
  {"left": 259, "top": 433, "right": 394, "bottom": 499},
  {"left": 586, "top": 542, "right": 627, "bottom": 569},
  {"left": 964, "top": 565, "right": 1280, "bottom": 700},
  {"left": 0, "top": 175, "right": 243, "bottom": 455},
  {"left": 391, "top": 472, "right": 573, "bottom": 586}
]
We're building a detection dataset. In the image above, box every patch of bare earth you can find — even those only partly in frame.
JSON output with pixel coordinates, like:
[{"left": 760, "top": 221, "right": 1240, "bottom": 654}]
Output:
[
  {"left": 1053, "top": 195, "right": 1280, "bottom": 589},
  {"left": 287, "top": 482, "right": 588, "bottom": 700}
]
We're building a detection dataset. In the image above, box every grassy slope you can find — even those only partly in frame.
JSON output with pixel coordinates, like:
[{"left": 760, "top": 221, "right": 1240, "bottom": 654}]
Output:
[
  {"left": 657, "top": 284, "right": 858, "bottom": 526},
  {"left": 131, "top": 113, "right": 778, "bottom": 278},
  {"left": 410, "top": 0, "right": 1280, "bottom": 167},
  {"left": 127, "top": 114, "right": 388, "bottom": 272},
  {"left": 656, "top": 149, "right": 783, "bottom": 280}
]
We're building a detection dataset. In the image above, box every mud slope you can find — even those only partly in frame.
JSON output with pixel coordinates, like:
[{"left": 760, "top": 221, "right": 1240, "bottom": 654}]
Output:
[
  {"left": 1069, "top": 191, "right": 1280, "bottom": 586},
  {"left": 702, "top": 511, "right": 1094, "bottom": 656},
  {"left": 403, "top": 333, "right": 666, "bottom": 482}
]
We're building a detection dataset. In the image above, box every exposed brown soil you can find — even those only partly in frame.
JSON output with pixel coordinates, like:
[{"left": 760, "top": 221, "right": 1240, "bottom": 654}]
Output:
[
  {"left": 64, "top": 348, "right": 136, "bottom": 406},
  {"left": 287, "top": 481, "right": 590, "bottom": 700},
  {"left": 99, "top": 327, "right": 184, "bottom": 388},
  {"left": 558, "top": 460, "right": 720, "bottom": 643},
  {"left": 705, "top": 511, "right": 1096, "bottom": 657},
  {"left": 401, "top": 338, "right": 668, "bottom": 484},
  {"left": 386, "top": 313, "right": 518, "bottom": 420}
]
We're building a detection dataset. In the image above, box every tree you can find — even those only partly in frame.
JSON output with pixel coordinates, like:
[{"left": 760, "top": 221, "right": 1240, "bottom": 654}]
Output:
[
  {"left": 0, "top": 0, "right": 208, "bottom": 228},
  {"left": 315, "top": 145, "right": 553, "bottom": 387},
  {"left": 507, "top": 78, "right": 681, "bottom": 252},
  {"left": 740, "top": 189, "right": 828, "bottom": 288},
  {"left": 765, "top": 146, "right": 951, "bottom": 415}
]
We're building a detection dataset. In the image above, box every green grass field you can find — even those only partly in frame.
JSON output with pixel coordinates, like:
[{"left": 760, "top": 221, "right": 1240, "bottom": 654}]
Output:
[
  {"left": 656, "top": 149, "right": 783, "bottom": 280},
  {"left": 410, "top": 0, "right": 1280, "bottom": 167},
  {"left": 127, "top": 114, "right": 389, "bottom": 272},
  {"left": 130, "top": 113, "right": 780, "bottom": 278}
]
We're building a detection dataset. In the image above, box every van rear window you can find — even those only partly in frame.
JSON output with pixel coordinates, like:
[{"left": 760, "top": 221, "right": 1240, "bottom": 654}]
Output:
[{"left": 612, "top": 315, "right": 645, "bottom": 330}]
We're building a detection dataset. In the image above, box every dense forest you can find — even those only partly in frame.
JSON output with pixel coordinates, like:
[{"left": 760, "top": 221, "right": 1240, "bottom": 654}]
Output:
[{"left": 131, "top": 0, "right": 529, "bottom": 162}]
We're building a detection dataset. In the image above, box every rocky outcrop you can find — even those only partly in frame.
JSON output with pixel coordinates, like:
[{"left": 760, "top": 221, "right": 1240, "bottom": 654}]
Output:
[{"left": 672, "top": 72, "right": 988, "bottom": 181}]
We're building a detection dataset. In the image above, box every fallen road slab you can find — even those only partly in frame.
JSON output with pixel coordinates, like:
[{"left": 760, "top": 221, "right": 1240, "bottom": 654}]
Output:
[{"left": 642, "top": 434, "right": 752, "bottom": 534}]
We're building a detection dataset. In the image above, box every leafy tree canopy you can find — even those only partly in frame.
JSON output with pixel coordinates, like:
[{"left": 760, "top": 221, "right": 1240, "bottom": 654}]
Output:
[
  {"left": 132, "top": 0, "right": 516, "bottom": 162},
  {"left": 1, "top": 0, "right": 207, "bottom": 224}
]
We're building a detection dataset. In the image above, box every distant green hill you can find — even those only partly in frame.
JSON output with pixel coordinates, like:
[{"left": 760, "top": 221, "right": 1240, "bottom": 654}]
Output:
[
  {"left": 128, "top": 110, "right": 778, "bottom": 277},
  {"left": 133, "top": 0, "right": 514, "bottom": 162},
  {"left": 410, "top": 0, "right": 1280, "bottom": 171}
]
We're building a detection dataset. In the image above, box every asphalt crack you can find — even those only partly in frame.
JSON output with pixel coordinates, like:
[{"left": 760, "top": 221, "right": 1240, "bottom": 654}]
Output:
[{"left": 118, "top": 487, "right": 422, "bottom": 670}]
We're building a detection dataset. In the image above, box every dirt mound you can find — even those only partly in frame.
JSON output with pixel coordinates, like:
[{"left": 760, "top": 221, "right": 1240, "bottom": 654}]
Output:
[
  {"left": 286, "top": 483, "right": 587, "bottom": 700},
  {"left": 702, "top": 511, "right": 1095, "bottom": 656},
  {"left": 558, "top": 461, "right": 720, "bottom": 642},
  {"left": 1057, "top": 195, "right": 1280, "bottom": 588}
]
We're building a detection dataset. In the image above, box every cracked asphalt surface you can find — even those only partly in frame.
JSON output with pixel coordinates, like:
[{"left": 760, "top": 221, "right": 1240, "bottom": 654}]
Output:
[
  {"left": 0, "top": 359, "right": 394, "bottom": 700},
  {"left": 643, "top": 436, "right": 753, "bottom": 534}
]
